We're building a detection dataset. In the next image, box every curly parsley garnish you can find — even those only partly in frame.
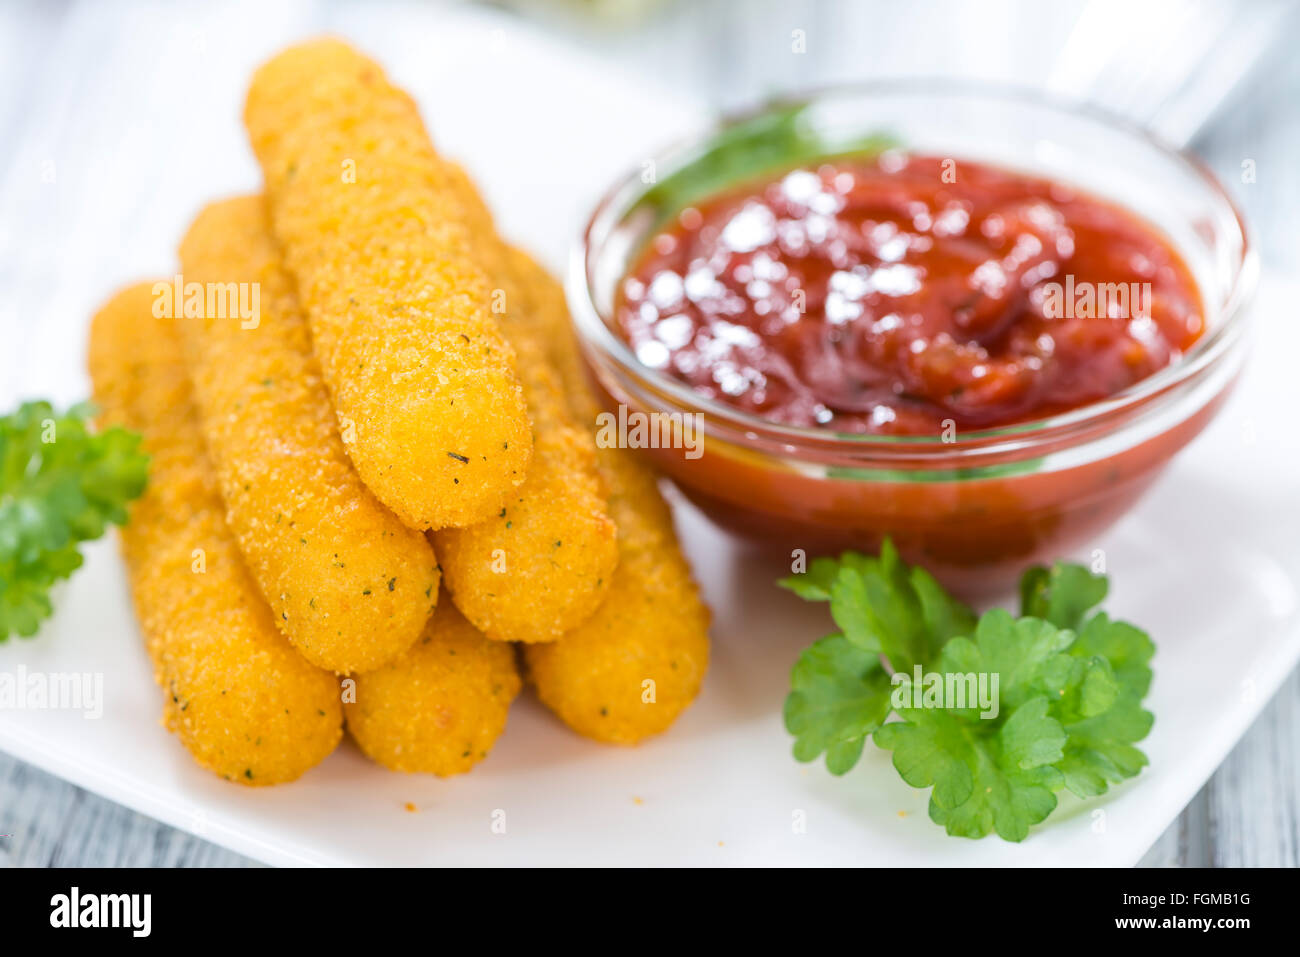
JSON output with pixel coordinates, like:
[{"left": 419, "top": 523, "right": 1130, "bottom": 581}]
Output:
[
  {"left": 0, "top": 400, "right": 148, "bottom": 639},
  {"left": 781, "top": 541, "right": 1154, "bottom": 842}
]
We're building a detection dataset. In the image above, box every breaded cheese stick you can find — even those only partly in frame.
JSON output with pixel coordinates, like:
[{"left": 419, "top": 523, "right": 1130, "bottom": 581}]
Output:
[
  {"left": 87, "top": 283, "right": 343, "bottom": 784},
  {"left": 512, "top": 253, "right": 710, "bottom": 744},
  {"left": 244, "top": 39, "right": 531, "bottom": 530},
  {"left": 433, "top": 165, "right": 617, "bottom": 643},
  {"left": 177, "top": 197, "right": 440, "bottom": 674},
  {"left": 345, "top": 591, "right": 520, "bottom": 775}
]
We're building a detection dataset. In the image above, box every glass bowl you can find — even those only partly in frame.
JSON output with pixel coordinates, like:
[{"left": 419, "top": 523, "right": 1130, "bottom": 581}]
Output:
[{"left": 569, "top": 81, "right": 1256, "bottom": 595}]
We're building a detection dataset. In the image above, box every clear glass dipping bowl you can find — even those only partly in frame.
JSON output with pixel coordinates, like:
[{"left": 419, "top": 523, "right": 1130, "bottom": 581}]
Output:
[{"left": 569, "top": 82, "right": 1256, "bottom": 595}]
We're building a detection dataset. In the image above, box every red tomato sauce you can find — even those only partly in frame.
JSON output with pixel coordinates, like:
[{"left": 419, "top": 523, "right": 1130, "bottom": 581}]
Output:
[{"left": 617, "top": 154, "right": 1205, "bottom": 435}]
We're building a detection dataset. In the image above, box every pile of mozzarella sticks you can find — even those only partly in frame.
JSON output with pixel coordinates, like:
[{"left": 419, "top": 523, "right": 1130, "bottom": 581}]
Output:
[{"left": 86, "top": 39, "right": 709, "bottom": 786}]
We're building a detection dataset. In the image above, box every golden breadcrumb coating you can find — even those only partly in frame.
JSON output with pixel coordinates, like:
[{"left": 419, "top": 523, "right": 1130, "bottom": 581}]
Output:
[
  {"left": 512, "top": 254, "right": 711, "bottom": 744},
  {"left": 176, "top": 197, "right": 440, "bottom": 674},
  {"left": 244, "top": 38, "right": 531, "bottom": 529},
  {"left": 433, "top": 164, "right": 617, "bottom": 642},
  {"left": 345, "top": 592, "right": 521, "bottom": 774},
  {"left": 87, "top": 282, "right": 343, "bottom": 785}
]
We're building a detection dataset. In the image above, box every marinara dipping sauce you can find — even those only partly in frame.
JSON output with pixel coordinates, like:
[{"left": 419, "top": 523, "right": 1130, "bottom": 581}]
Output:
[
  {"left": 578, "top": 123, "right": 1250, "bottom": 595},
  {"left": 617, "top": 154, "right": 1205, "bottom": 436}
]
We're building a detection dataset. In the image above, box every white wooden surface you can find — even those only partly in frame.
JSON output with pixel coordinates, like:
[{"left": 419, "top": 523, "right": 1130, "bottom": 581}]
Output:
[{"left": 0, "top": 0, "right": 1296, "bottom": 867}]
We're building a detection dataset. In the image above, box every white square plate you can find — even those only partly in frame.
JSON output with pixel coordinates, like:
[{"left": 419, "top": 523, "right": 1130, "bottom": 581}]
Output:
[{"left": 1, "top": 2, "right": 1296, "bottom": 866}]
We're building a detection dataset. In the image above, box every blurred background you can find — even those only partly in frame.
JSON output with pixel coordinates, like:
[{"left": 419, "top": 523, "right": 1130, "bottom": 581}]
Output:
[
  {"left": 0, "top": 0, "right": 1296, "bottom": 867},
  {"left": 513, "top": 0, "right": 1299, "bottom": 267}
]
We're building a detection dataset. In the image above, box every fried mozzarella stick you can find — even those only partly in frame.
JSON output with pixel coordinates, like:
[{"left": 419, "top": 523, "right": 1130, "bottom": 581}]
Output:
[
  {"left": 177, "top": 197, "right": 440, "bottom": 674},
  {"left": 513, "top": 254, "right": 710, "bottom": 744},
  {"left": 244, "top": 39, "right": 531, "bottom": 530},
  {"left": 346, "top": 591, "right": 521, "bottom": 775},
  {"left": 88, "top": 283, "right": 343, "bottom": 785},
  {"left": 433, "top": 165, "right": 617, "bottom": 643}
]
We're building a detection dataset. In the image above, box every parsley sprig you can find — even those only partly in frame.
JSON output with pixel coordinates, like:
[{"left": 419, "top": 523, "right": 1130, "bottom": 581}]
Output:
[
  {"left": 0, "top": 400, "right": 148, "bottom": 639},
  {"left": 781, "top": 542, "right": 1154, "bottom": 842}
]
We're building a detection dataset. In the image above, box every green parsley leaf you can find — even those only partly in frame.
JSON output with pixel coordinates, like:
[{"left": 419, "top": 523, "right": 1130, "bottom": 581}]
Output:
[
  {"left": 912, "top": 564, "right": 979, "bottom": 654},
  {"left": 1053, "top": 612, "right": 1155, "bottom": 797},
  {"left": 0, "top": 400, "right": 148, "bottom": 640},
  {"left": 936, "top": 608, "right": 1073, "bottom": 712},
  {"left": 790, "top": 540, "right": 976, "bottom": 673},
  {"left": 782, "top": 540, "right": 1156, "bottom": 841},
  {"left": 875, "top": 696, "right": 1065, "bottom": 841},
  {"left": 1019, "top": 562, "right": 1108, "bottom": 629},
  {"left": 926, "top": 699, "right": 1066, "bottom": 842},
  {"left": 784, "top": 633, "right": 893, "bottom": 774},
  {"left": 1053, "top": 696, "right": 1153, "bottom": 798},
  {"left": 637, "top": 104, "right": 898, "bottom": 232},
  {"left": 777, "top": 555, "right": 843, "bottom": 602},
  {"left": 1069, "top": 612, "right": 1155, "bottom": 700}
]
